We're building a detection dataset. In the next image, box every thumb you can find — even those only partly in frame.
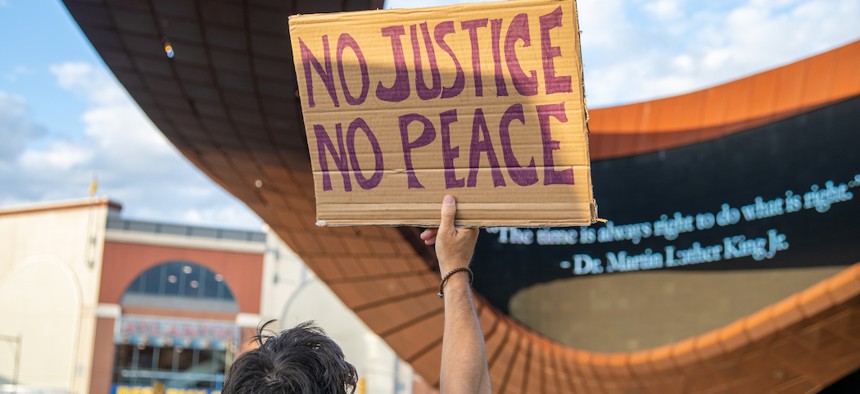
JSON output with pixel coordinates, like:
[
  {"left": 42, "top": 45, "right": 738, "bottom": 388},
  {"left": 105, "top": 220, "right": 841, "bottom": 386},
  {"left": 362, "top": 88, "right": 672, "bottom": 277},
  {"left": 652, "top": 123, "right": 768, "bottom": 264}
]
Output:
[{"left": 439, "top": 195, "right": 457, "bottom": 232}]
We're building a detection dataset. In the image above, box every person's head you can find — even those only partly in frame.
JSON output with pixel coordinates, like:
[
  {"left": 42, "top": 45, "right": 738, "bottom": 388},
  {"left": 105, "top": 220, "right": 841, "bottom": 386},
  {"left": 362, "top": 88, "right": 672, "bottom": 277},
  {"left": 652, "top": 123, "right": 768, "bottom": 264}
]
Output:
[{"left": 223, "top": 320, "right": 358, "bottom": 394}]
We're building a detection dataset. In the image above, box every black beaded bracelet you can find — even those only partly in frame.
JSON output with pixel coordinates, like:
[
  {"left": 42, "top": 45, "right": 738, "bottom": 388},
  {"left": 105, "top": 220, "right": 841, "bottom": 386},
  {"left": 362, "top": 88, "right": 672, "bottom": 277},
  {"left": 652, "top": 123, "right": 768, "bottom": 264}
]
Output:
[{"left": 438, "top": 267, "right": 474, "bottom": 300}]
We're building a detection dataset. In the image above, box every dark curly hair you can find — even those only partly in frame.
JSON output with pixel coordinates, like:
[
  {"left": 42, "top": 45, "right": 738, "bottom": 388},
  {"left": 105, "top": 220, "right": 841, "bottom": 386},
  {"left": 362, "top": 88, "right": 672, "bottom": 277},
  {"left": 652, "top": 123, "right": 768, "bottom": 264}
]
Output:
[{"left": 222, "top": 321, "right": 358, "bottom": 394}]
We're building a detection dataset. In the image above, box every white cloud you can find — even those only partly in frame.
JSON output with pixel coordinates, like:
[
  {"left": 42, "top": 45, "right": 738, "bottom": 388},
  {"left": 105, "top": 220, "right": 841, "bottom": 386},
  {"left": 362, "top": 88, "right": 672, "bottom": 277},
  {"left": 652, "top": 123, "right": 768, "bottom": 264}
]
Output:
[
  {"left": 385, "top": 0, "right": 498, "bottom": 8},
  {"left": 578, "top": 0, "right": 860, "bottom": 106},
  {"left": 5, "top": 0, "right": 857, "bottom": 230},
  {"left": 51, "top": 63, "right": 126, "bottom": 107},
  {"left": 5, "top": 65, "right": 34, "bottom": 82},
  {"left": 18, "top": 141, "right": 92, "bottom": 171},
  {"left": 643, "top": 0, "right": 682, "bottom": 20},
  {"left": 579, "top": 0, "right": 633, "bottom": 52},
  {"left": 179, "top": 206, "right": 264, "bottom": 227},
  {"left": 381, "top": 1, "right": 859, "bottom": 107},
  {"left": 0, "top": 91, "right": 45, "bottom": 164},
  {"left": 0, "top": 62, "right": 262, "bottom": 230}
]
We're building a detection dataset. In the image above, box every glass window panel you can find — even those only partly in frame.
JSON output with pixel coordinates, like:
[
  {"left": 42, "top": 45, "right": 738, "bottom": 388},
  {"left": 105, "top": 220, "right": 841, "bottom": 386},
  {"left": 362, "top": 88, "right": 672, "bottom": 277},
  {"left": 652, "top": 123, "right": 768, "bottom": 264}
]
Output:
[
  {"left": 250, "top": 232, "right": 266, "bottom": 242},
  {"left": 158, "top": 223, "right": 187, "bottom": 235},
  {"left": 213, "top": 350, "right": 227, "bottom": 374},
  {"left": 177, "top": 265, "right": 187, "bottom": 297},
  {"left": 114, "top": 344, "right": 134, "bottom": 370},
  {"left": 136, "top": 345, "right": 155, "bottom": 370},
  {"left": 105, "top": 217, "right": 123, "bottom": 230},
  {"left": 127, "top": 221, "right": 158, "bottom": 232},
  {"left": 191, "top": 348, "right": 200, "bottom": 370},
  {"left": 189, "top": 227, "right": 218, "bottom": 238},
  {"left": 219, "top": 229, "right": 247, "bottom": 241},
  {"left": 163, "top": 263, "right": 182, "bottom": 296},
  {"left": 221, "top": 283, "right": 235, "bottom": 301},
  {"left": 196, "top": 266, "right": 207, "bottom": 297},
  {"left": 127, "top": 276, "right": 143, "bottom": 294},
  {"left": 156, "top": 346, "right": 173, "bottom": 371},
  {"left": 122, "top": 261, "right": 236, "bottom": 306},
  {"left": 203, "top": 272, "right": 220, "bottom": 299},
  {"left": 197, "top": 349, "right": 215, "bottom": 374},
  {"left": 175, "top": 347, "right": 194, "bottom": 372},
  {"left": 143, "top": 268, "right": 160, "bottom": 294},
  {"left": 183, "top": 264, "right": 202, "bottom": 298},
  {"left": 184, "top": 280, "right": 201, "bottom": 297},
  {"left": 136, "top": 273, "right": 146, "bottom": 294}
]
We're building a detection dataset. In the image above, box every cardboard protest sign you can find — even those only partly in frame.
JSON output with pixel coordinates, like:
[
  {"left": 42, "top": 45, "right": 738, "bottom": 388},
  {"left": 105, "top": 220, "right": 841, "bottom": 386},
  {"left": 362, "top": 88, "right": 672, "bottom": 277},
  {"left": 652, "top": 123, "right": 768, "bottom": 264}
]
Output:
[{"left": 289, "top": 0, "right": 595, "bottom": 227}]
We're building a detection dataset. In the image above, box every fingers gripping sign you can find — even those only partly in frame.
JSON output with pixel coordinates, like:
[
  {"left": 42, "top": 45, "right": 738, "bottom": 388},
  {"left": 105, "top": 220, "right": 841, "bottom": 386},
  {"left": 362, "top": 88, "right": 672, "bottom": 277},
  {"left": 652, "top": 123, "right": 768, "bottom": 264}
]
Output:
[
  {"left": 419, "top": 195, "right": 479, "bottom": 276},
  {"left": 419, "top": 195, "right": 491, "bottom": 393}
]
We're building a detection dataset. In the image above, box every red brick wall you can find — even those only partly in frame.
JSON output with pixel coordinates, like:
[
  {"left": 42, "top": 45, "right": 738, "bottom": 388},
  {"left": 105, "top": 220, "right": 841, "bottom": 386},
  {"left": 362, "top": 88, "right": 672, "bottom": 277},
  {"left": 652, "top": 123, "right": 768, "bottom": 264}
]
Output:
[
  {"left": 101, "top": 241, "right": 263, "bottom": 314},
  {"left": 89, "top": 317, "right": 116, "bottom": 394}
]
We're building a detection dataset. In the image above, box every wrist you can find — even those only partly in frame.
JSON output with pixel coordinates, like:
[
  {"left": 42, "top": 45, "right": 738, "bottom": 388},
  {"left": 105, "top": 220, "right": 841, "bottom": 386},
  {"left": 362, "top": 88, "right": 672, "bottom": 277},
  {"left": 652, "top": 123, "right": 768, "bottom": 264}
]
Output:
[
  {"left": 439, "top": 260, "right": 470, "bottom": 277},
  {"left": 443, "top": 274, "right": 471, "bottom": 291},
  {"left": 441, "top": 274, "right": 471, "bottom": 300},
  {"left": 443, "top": 278, "right": 472, "bottom": 303},
  {"left": 438, "top": 267, "right": 473, "bottom": 300}
]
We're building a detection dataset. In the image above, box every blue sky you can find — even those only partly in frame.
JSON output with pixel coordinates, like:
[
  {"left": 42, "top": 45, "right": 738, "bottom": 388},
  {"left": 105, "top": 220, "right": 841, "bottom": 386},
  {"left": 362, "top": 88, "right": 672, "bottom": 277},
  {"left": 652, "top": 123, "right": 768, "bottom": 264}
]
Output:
[
  {"left": 0, "top": 1, "right": 94, "bottom": 135},
  {"left": 0, "top": 0, "right": 858, "bottom": 230}
]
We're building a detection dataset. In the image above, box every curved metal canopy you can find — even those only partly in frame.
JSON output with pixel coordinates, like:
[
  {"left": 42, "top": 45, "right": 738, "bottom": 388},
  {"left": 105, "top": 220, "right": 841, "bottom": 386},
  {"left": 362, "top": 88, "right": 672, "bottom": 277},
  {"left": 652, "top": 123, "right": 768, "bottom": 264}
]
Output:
[{"left": 64, "top": 1, "right": 860, "bottom": 391}]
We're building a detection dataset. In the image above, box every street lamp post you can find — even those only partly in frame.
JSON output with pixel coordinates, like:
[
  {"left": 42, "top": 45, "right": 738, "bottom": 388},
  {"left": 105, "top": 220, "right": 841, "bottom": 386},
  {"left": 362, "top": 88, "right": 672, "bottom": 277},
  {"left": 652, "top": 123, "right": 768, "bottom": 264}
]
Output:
[{"left": 0, "top": 334, "right": 21, "bottom": 394}]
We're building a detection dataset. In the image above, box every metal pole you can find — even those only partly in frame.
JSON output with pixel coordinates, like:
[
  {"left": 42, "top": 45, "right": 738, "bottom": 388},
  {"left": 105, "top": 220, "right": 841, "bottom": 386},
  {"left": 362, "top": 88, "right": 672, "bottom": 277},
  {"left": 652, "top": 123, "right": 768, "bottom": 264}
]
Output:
[
  {"left": 13, "top": 334, "right": 20, "bottom": 394},
  {"left": 392, "top": 356, "right": 400, "bottom": 394},
  {"left": 0, "top": 334, "right": 21, "bottom": 394}
]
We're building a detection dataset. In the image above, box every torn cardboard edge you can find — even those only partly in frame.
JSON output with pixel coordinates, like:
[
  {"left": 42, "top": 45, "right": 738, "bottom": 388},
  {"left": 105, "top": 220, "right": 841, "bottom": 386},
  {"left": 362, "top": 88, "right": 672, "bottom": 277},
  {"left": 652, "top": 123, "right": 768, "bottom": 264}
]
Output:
[{"left": 314, "top": 199, "right": 600, "bottom": 228}]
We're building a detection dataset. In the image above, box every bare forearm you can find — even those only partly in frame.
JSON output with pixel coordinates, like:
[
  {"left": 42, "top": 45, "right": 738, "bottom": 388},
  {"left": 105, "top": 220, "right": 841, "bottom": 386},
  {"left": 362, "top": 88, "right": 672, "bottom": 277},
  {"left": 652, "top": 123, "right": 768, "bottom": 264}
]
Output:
[
  {"left": 421, "top": 195, "right": 489, "bottom": 393},
  {"left": 440, "top": 275, "right": 491, "bottom": 394}
]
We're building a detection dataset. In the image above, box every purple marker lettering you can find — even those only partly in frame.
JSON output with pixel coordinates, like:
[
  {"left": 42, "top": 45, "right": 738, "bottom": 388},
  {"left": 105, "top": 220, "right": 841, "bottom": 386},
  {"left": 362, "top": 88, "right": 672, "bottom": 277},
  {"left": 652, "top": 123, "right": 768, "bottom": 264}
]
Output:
[
  {"left": 504, "top": 14, "right": 538, "bottom": 96},
  {"left": 537, "top": 103, "right": 574, "bottom": 185},
  {"left": 460, "top": 19, "right": 488, "bottom": 97},
  {"left": 346, "top": 118, "right": 383, "bottom": 190},
  {"left": 299, "top": 36, "right": 340, "bottom": 108},
  {"left": 539, "top": 6, "right": 572, "bottom": 94},
  {"left": 314, "top": 123, "right": 351, "bottom": 191},
  {"left": 467, "top": 108, "right": 506, "bottom": 188},
  {"left": 490, "top": 19, "right": 508, "bottom": 97},
  {"left": 434, "top": 21, "right": 465, "bottom": 99},
  {"left": 336, "top": 33, "right": 370, "bottom": 105},
  {"left": 440, "top": 109, "right": 464, "bottom": 188},
  {"left": 499, "top": 104, "right": 538, "bottom": 186},
  {"left": 398, "top": 114, "right": 437, "bottom": 189},
  {"left": 376, "top": 26, "right": 410, "bottom": 102},
  {"left": 412, "top": 23, "right": 442, "bottom": 100}
]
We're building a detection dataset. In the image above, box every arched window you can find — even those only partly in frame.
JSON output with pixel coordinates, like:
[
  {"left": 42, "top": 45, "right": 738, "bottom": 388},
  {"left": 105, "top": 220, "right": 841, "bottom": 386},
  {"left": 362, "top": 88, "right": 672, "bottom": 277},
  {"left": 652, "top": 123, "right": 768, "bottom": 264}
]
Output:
[{"left": 121, "top": 261, "right": 238, "bottom": 312}]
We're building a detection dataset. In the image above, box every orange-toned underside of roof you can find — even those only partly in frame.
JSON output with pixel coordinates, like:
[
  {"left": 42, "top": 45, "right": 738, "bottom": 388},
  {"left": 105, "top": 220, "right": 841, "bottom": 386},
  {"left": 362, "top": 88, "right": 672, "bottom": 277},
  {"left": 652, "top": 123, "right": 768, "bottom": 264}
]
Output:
[
  {"left": 589, "top": 40, "right": 860, "bottom": 160},
  {"left": 63, "top": 0, "right": 860, "bottom": 391}
]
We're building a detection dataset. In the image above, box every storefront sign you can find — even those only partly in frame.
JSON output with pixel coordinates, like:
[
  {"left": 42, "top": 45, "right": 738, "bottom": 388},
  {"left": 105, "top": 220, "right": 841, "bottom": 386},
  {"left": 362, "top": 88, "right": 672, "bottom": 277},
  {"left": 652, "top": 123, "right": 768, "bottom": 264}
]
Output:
[{"left": 117, "top": 316, "right": 238, "bottom": 350}]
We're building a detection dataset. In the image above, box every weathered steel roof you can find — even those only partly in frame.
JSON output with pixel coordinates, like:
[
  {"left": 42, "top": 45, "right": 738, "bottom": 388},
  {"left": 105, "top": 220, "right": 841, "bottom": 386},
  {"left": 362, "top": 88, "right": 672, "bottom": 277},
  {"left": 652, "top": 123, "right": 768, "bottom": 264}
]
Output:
[{"left": 64, "top": 1, "right": 860, "bottom": 391}]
